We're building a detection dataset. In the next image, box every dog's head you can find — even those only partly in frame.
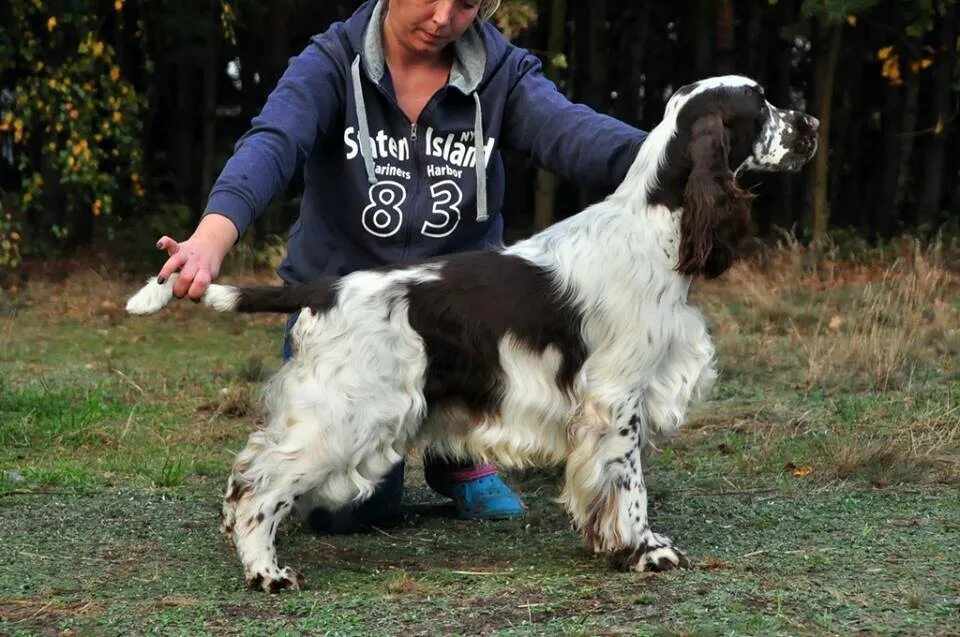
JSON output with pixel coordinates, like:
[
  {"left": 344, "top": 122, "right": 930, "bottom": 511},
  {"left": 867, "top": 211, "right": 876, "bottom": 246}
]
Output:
[{"left": 653, "top": 75, "right": 819, "bottom": 278}]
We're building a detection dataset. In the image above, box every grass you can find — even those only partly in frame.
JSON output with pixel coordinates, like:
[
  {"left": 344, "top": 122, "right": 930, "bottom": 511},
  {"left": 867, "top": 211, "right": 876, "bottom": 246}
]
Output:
[{"left": 1, "top": 249, "right": 959, "bottom": 636}]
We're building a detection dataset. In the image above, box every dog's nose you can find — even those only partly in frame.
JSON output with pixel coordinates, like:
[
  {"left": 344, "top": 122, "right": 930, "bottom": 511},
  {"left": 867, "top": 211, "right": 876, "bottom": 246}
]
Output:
[{"left": 804, "top": 115, "right": 820, "bottom": 134}]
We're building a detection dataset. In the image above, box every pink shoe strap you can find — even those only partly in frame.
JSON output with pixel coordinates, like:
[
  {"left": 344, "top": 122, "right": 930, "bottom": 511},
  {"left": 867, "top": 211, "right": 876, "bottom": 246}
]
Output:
[{"left": 438, "top": 463, "right": 498, "bottom": 482}]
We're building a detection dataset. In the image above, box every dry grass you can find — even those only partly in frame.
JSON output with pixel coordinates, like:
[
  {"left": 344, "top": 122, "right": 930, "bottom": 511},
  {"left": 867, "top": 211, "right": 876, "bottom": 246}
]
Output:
[
  {"left": 826, "top": 439, "right": 935, "bottom": 487},
  {"left": 385, "top": 570, "right": 433, "bottom": 597},
  {"left": 688, "top": 238, "right": 960, "bottom": 486},
  {"left": 698, "top": 235, "right": 960, "bottom": 391}
]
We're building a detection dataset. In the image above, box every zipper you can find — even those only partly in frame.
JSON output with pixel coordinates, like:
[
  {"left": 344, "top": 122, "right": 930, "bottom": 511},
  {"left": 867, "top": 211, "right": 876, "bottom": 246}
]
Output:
[
  {"left": 403, "top": 119, "right": 423, "bottom": 262},
  {"left": 370, "top": 81, "right": 443, "bottom": 261},
  {"left": 400, "top": 94, "right": 443, "bottom": 261}
]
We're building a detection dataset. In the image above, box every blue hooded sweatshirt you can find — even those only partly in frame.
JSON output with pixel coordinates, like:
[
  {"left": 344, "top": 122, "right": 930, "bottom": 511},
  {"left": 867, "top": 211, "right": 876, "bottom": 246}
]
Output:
[{"left": 204, "top": 0, "right": 647, "bottom": 284}]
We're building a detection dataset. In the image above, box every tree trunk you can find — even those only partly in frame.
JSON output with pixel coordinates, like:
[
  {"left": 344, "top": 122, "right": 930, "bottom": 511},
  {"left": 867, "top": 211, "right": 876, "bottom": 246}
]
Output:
[
  {"left": 533, "top": 0, "right": 566, "bottom": 230},
  {"left": 614, "top": 0, "right": 649, "bottom": 126},
  {"left": 174, "top": 61, "right": 197, "bottom": 206},
  {"left": 876, "top": 81, "right": 903, "bottom": 239},
  {"left": 744, "top": 0, "right": 766, "bottom": 82},
  {"left": 586, "top": 0, "right": 609, "bottom": 110},
  {"left": 715, "top": 0, "right": 736, "bottom": 75},
  {"left": 895, "top": 51, "right": 921, "bottom": 226},
  {"left": 810, "top": 20, "right": 842, "bottom": 244},
  {"left": 693, "top": 0, "right": 713, "bottom": 78},
  {"left": 579, "top": 0, "right": 608, "bottom": 208},
  {"left": 200, "top": 29, "right": 220, "bottom": 210},
  {"left": 918, "top": 2, "right": 957, "bottom": 225},
  {"left": 772, "top": 0, "right": 796, "bottom": 232},
  {"left": 830, "top": 17, "right": 862, "bottom": 230}
]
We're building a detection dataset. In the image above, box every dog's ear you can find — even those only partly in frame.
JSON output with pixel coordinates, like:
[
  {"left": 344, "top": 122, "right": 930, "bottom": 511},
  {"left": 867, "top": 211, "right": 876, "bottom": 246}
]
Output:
[{"left": 677, "top": 112, "right": 751, "bottom": 278}]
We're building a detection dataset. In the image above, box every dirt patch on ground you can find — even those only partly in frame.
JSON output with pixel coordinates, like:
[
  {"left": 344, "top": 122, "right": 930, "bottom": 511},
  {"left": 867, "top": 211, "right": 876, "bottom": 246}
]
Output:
[{"left": 0, "top": 598, "right": 104, "bottom": 627}]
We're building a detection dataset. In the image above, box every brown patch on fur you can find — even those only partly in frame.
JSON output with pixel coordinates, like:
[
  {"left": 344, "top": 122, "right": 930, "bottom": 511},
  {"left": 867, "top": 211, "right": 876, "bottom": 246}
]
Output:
[
  {"left": 610, "top": 547, "right": 644, "bottom": 571},
  {"left": 224, "top": 479, "right": 250, "bottom": 504},
  {"left": 582, "top": 486, "right": 624, "bottom": 553},
  {"left": 246, "top": 573, "right": 264, "bottom": 590},
  {"left": 406, "top": 253, "right": 587, "bottom": 415}
]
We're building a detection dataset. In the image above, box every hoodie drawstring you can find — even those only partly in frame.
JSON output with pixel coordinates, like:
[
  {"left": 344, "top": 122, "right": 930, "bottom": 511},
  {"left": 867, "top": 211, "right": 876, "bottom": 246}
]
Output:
[
  {"left": 472, "top": 92, "right": 488, "bottom": 222},
  {"left": 351, "top": 55, "right": 378, "bottom": 185},
  {"left": 352, "top": 55, "right": 488, "bottom": 222}
]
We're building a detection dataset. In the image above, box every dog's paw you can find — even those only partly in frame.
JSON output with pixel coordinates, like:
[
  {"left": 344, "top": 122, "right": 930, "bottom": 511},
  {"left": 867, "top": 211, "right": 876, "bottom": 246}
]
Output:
[
  {"left": 246, "top": 566, "right": 305, "bottom": 593},
  {"left": 612, "top": 534, "right": 690, "bottom": 572}
]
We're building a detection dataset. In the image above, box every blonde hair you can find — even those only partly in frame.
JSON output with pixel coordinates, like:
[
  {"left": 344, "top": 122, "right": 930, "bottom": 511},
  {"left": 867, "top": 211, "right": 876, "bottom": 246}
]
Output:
[
  {"left": 479, "top": 0, "right": 502, "bottom": 21},
  {"left": 383, "top": 1, "right": 501, "bottom": 22}
]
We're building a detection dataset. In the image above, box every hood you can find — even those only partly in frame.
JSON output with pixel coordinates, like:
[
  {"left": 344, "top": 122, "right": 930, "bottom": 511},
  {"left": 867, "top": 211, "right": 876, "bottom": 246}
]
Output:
[{"left": 342, "top": 0, "right": 511, "bottom": 94}]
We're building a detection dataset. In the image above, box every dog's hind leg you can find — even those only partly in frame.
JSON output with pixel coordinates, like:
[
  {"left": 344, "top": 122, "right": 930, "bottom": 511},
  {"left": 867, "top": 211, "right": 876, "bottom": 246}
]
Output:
[
  {"left": 223, "top": 419, "right": 411, "bottom": 592},
  {"left": 222, "top": 426, "right": 314, "bottom": 593},
  {"left": 561, "top": 394, "right": 689, "bottom": 572}
]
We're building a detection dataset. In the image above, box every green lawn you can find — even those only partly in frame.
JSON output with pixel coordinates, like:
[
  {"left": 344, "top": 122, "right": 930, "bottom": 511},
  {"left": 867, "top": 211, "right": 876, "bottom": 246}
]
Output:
[{"left": 1, "top": 254, "right": 958, "bottom": 636}]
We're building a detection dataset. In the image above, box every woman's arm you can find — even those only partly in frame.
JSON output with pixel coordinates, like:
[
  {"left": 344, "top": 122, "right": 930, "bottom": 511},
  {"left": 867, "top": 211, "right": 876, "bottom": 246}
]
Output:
[
  {"left": 501, "top": 52, "right": 646, "bottom": 189},
  {"left": 156, "top": 36, "right": 347, "bottom": 299},
  {"left": 203, "top": 38, "right": 346, "bottom": 234}
]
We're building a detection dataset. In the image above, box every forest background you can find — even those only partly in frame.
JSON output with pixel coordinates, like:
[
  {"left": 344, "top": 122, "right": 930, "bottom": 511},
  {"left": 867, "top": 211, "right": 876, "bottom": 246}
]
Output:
[{"left": 2, "top": 0, "right": 959, "bottom": 277}]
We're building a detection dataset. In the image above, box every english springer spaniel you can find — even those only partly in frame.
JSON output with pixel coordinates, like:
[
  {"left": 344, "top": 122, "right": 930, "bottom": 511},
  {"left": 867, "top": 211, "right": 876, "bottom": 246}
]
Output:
[{"left": 127, "top": 75, "right": 818, "bottom": 592}]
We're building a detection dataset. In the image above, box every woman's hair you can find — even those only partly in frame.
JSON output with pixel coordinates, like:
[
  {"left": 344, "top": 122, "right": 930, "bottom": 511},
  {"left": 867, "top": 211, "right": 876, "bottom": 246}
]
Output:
[
  {"left": 383, "top": 1, "right": 501, "bottom": 22},
  {"left": 478, "top": 0, "right": 502, "bottom": 21}
]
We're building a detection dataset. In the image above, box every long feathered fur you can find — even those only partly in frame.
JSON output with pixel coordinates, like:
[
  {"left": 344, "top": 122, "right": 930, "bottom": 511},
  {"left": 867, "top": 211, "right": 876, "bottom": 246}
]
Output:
[{"left": 127, "top": 75, "right": 818, "bottom": 592}]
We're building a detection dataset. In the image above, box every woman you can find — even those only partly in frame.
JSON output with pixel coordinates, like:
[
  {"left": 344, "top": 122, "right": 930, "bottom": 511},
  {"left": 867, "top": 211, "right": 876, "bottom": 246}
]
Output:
[{"left": 155, "top": 0, "right": 647, "bottom": 531}]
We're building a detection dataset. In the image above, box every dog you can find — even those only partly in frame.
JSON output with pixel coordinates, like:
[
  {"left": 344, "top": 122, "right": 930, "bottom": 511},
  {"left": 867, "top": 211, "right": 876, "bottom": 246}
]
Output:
[{"left": 127, "top": 75, "right": 818, "bottom": 592}]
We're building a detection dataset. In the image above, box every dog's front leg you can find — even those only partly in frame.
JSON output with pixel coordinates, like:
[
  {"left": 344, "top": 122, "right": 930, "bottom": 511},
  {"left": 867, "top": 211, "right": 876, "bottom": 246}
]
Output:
[
  {"left": 606, "top": 442, "right": 690, "bottom": 572},
  {"left": 562, "top": 396, "right": 689, "bottom": 572}
]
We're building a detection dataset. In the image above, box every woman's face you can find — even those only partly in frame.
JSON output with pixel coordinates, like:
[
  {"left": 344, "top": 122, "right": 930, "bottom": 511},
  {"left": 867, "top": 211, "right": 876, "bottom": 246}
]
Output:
[{"left": 385, "top": 0, "right": 481, "bottom": 56}]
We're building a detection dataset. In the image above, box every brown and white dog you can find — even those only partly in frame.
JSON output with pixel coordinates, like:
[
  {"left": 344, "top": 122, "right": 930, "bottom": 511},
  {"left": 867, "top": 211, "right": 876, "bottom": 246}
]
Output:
[{"left": 127, "top": 75, "right": 818, "bottom": 592}]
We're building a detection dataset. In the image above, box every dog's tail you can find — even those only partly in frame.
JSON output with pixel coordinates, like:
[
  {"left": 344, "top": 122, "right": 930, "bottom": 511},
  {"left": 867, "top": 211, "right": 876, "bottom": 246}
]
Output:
[{"left": 125, "top": 273, "right": 336, "bottom": 315}]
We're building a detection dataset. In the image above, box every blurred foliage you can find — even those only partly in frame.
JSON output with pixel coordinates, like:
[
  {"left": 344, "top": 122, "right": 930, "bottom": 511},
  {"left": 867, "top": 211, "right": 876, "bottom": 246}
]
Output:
[
  {"left": 494, "top": 0, "right": 538, "bottom": 40},
  {"left": 800, "top": 0, "right": 882, "bottom": 21},
  {"left": 0, "top": 0, "right": 957, "bottom": 281},
  {"left": 0, "top": 0, "right": 147, "bottom": 268}
]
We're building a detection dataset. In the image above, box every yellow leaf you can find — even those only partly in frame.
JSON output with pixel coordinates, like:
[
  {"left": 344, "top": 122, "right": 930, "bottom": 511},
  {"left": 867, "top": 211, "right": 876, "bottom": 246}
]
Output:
[
  {"left": 846, "top": 15, "right": 857, "bottom": 27},
  {"left": 933, "top": 117, "right": 944, "bottom": 135},
  {"left": 47, "top": 16, "right": 57, "bottom": 32},
  {"left": 877, "top": 45, "right": 894, "bottom": 61},
  {"left": 791, "top": 465, "right": 813, "bottom": 478},
  {"left": 828, "top": 315, "right": 844, "bottom": 331}
]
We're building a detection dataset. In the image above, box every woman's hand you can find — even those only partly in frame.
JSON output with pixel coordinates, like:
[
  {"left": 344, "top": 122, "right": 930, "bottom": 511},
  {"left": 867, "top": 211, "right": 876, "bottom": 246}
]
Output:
[{"left": 156, "top": 213, "right": 239, "bottom": 300}]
